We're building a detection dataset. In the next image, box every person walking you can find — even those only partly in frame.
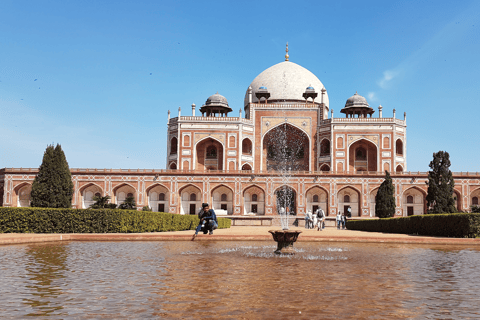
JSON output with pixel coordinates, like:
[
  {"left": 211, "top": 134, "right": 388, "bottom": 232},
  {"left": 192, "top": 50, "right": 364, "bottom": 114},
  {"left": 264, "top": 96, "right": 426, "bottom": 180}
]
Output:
[
  {"left": 192, "top": 203, "right": 218, "bottom": 240},
  {"left": 341, "top": 212, "right": 346, "bottom": 230},
  {"left": 316, "top": 207, "right": 325, "bottom": 231},
  {"left": 336, "top": 211, "right": 342, "bottom": 230}
]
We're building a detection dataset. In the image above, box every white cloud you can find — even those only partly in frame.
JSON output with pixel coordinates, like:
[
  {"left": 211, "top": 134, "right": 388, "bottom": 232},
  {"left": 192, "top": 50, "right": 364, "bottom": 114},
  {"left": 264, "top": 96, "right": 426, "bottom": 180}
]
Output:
[
  {"left": 367, "top": 92, "right": 377, "bottom": 102},
  {"left": 377, "top": 69, "right": 400, "bottom": 89}
]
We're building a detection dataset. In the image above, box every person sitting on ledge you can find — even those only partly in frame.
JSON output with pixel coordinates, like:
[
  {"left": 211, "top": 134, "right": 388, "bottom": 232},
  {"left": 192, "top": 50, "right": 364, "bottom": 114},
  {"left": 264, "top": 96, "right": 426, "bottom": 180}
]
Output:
[{"left": 192, "top": 203, "right": 218, "bottom": 241}]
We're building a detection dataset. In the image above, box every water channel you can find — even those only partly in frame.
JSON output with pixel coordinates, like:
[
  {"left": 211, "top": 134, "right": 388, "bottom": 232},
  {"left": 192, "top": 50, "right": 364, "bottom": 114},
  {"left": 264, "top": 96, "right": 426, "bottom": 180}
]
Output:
[{"left": 1, "top": 241, "right": 479, "bottom": 319}]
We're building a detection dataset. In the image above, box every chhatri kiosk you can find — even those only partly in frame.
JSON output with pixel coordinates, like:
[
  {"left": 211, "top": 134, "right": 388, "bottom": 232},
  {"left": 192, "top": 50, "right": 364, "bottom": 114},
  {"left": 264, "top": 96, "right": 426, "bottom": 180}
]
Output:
[{"left": 2, "top": 46, "right": 480, "bottom": 225}]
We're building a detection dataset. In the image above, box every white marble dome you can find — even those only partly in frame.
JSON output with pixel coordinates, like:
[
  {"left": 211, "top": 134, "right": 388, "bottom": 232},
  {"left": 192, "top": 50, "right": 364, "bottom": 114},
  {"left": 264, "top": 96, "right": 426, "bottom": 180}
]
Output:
[{"left": 244, "top": 61, "right": 329, "bottom": 107}]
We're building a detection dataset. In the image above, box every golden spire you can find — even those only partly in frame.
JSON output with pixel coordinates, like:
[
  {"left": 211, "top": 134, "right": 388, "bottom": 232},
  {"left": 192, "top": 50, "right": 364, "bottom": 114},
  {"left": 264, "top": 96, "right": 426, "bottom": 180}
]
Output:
[{"left": 285, "top": 42, "right": 289, "bottom": 61}]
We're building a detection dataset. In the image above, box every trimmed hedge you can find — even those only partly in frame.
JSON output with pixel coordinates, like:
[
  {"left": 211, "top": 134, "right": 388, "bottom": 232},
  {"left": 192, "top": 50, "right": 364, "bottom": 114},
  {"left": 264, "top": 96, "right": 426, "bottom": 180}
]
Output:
[
  {"left": 346, "top": 213, "right": 480, "bottom": 238},
  {"left": 0, "top": 207, "right": 231, "bottom": 233}
]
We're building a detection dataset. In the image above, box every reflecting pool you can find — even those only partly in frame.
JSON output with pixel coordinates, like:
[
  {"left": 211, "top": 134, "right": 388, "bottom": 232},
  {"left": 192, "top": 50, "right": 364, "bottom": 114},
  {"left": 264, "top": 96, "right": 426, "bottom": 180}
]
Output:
[{"left": 1, "top": 241, "right": 480, "bottom": 319}]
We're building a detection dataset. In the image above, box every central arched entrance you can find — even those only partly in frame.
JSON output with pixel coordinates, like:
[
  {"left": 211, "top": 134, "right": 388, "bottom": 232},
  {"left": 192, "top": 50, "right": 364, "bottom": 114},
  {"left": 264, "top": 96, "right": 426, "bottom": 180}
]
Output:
[
  {"left": 275, "top": 185, "right": 296, "bottom": 215},
  {"left": 263, "top": 123, "right": 309, "bottom": 171}
]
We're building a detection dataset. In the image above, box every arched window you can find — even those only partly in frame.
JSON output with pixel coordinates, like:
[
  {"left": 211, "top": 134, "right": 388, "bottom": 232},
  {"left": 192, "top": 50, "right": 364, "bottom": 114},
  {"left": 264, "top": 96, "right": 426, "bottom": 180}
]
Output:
[
  {"left": 170, "top": 162, "right": 177, "bottom": 170},
  {"left": 383, "top": 136, "right": 390, "bottom": 149},
  {"left": 320, "top": 139, "right": 330, "bottom": 156},
  {"left": 159, "top": 193, "right": 165, "bottom": 201},
  {"left": 473, "top": 197, "right": 479, "bottom": 205},
  {"left": 190, "top": 193, "right": 196, "bottom": 201},
  {"left": 337, "top": 136, "right": 344, "bottom": 149},
  {"left": 221, "top": 193, "right": 227, "bottom": 201},
  {"left": 206, "top": 145, "right": 217, "bottom": 159},
  {"left": 127, "top": 193, "right": 133, "bottom": 198},
  {"left": 356, "top": 147, "right": 366, "bottom": 161},
  {"left": 407, "top": 195, "right": 414, "bottom": 204},
  {"left": 170, "top": 137, "right": 178, "bottom": 154},
  {"left": 313, "top": 195, "right": 319, "bottom": 202},
  {"left": 242, "top": 139, "right": 252, "bottom": 155},
  {"left": 396, "top": 165, "right": 403, "bottom": 173},
  {"left": 344, "top": 195, "right": 350, "bottom": 203},
  {"left": 242, "top": 163, "right": 252, "bottom": 171},
  {"left": 320, "top": 164, "right": 330, "bottom": 172},
  {"left": 252, "top": 194, "right": 258, "bottom": 202},
  {"left": 396, "top": 139, "right": 403, "bottom": 156}
]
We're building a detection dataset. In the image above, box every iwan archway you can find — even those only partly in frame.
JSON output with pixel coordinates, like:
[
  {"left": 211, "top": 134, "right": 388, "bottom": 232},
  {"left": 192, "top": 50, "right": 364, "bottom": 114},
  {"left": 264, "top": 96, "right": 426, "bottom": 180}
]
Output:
[
  {"left": 348, "top": 139, "right": 378, "bottom": 172},
  {"left": 262, "top": 123, "right": 310, "bottom": 171}
]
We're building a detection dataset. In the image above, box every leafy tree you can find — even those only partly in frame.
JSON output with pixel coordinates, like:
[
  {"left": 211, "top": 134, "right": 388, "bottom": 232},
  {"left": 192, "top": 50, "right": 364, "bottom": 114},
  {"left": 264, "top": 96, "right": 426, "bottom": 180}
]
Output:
[
  {"left": 426, "top": 151, "right": 456, "bottom": 214},
  {"left": 470, "top": 205, "right": 480, "bottom": 213},
  {"left": 118, "top": 196, "right": 136, "bottom": 210},
  {"left": 375, "top": 171, "right": 396, "bottom": 218},
  {"left": 31, "top": 144, "right": 74, "bottom": 208},
  {"left": 90, "top": 195, "right": 111, "bottom": 209}
]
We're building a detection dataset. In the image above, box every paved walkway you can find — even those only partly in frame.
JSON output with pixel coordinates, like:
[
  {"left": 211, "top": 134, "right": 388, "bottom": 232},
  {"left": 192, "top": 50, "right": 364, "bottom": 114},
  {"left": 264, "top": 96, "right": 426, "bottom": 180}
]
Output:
[{"left": 1, "top": 227, "right": 479, "bottom": 245}]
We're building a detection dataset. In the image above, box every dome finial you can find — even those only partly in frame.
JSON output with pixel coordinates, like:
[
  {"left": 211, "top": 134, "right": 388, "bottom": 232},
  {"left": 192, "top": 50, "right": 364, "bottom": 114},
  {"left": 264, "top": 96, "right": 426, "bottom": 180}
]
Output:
[{"left": 285, "top": 42, "right": 289, "bottom": 61}]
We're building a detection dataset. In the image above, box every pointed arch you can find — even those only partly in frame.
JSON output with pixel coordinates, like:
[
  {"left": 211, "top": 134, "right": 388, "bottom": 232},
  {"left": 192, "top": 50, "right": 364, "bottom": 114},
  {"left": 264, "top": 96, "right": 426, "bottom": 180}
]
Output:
[
  {"left": 348, "top": 138, "right": 378, "bottom": 172},
  {"left": 179, "top": 184, "right": 202, "bottom": 215},
  {"left": 211, "top": 184, "right": 234, "bottom": 215},
  {"left": 194, "top": 136, "right": 225, "bottom": 171},
  {"left": 337, "top": 186, "right": 361, "bottom": 217},
  {"left": 402, "top": 186, "right": 426, "bottom": 216},
  {"left": 15, "top": 182, "right": 32, "bottom": 208},
  {"left": 242, "top": 138, "right": 253, "bottom": 155},
  {"left": 261, "top": 122, "right": 311, "bottom": 171},
  {"left": 113, "top": 183, "right": 137, "bottom": 206},
  {"left": 243, "top": 185, "right": 265, "bottom": 215},
  {"left": 305, "top": 186, "right": 328, "bottom": 216},
  {"left": 147, "top": 183, "right": 170, "bottom": 212}
]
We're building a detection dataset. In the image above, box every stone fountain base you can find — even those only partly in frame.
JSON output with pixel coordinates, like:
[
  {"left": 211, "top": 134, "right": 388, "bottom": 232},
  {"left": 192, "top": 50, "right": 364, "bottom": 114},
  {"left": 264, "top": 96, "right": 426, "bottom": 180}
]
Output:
[{"left": 268, "top": 230, "right": 302, "bottom": 255}]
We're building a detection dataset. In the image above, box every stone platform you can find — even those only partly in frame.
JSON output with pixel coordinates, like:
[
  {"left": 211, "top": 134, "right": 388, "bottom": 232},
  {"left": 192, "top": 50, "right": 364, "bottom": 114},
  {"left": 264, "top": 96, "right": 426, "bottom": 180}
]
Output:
[{"left": 1, "top": 226, "right": 480, "bottom": 246}]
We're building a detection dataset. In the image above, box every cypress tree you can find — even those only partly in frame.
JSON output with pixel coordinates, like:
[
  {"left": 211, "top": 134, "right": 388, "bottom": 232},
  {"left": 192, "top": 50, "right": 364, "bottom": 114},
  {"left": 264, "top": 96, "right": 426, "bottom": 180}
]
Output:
[
  {"left": 375, "top": 171, "right": 396, "bottom": 218},
  {"left": 426, "top": 151, "right": 456, "bottom": 214},
  {"left": 30, "top": 144, "right": 74, "bottom": 208}
]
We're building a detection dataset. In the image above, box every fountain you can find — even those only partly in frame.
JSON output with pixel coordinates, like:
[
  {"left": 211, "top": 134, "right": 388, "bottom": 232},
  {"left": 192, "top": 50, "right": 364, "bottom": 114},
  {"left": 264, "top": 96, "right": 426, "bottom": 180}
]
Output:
[
  {"left": 264, "top": 118, "right": 307, "bottom": 254},
  {"left": 268, "top": 229, "right": 302, "bottom": 255}
]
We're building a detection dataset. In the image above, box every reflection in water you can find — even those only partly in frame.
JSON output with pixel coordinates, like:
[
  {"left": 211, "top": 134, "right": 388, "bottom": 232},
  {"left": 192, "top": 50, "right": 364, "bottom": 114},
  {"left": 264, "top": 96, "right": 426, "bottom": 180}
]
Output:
[
  {"left": 1, "top": 241, "right": 480, "bottom": 319},
  {"left": 23, "top": 243, "right": 68, "bottom": 317}
]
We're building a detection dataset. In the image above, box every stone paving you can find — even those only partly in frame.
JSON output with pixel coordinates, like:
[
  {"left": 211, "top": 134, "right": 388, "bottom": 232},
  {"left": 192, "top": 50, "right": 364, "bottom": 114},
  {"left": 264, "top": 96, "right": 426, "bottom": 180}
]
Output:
[{"left": 1, "top": 226, "right": 480, "bottom": 245}]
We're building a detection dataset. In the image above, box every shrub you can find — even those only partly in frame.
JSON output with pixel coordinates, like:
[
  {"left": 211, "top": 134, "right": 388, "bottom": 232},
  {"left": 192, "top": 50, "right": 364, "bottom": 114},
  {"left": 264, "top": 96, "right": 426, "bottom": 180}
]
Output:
[
  {"left": 142, "top": 206, "right": 152, "bottom": 211},
  {"left": 346, "top": 213, "right": 480, "bottom": 238},
  {"left": 0, "top": 207, "right": 231, "bottom": 233}
]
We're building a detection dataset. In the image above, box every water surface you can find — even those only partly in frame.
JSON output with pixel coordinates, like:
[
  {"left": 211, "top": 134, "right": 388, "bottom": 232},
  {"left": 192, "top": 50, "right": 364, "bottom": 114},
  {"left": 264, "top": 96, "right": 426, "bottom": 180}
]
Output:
[{"left": 1, "top": 241, "right": 479, "bottom": 319}]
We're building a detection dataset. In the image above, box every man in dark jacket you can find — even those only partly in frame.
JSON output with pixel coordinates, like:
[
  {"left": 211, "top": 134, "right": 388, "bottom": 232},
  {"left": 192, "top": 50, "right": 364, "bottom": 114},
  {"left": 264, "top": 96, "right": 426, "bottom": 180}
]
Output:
[{"left": 192, "top": 203, "right": 218, "bottom": 240}]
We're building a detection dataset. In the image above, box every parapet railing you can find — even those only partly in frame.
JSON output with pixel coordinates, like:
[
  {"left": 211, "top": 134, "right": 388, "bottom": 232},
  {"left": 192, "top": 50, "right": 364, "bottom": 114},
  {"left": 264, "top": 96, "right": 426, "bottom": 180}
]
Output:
[
  {"left": 250, "top": 102, "right": 321, "bottom": 109},
  {"left": 320, "top": 118, "right": 405, "bottom": 125},
  {"left": 170, "top": 116, "right": 253, "bottom": 125},
  {"left": 3, "top": 168, "right": 480, "bottom": 177}
]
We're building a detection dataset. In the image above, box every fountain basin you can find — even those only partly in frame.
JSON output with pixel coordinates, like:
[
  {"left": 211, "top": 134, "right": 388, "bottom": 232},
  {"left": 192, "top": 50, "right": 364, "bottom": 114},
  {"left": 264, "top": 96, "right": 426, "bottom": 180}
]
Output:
[{"left": 268, "top": 230, "right": 302, "bottom": 255}]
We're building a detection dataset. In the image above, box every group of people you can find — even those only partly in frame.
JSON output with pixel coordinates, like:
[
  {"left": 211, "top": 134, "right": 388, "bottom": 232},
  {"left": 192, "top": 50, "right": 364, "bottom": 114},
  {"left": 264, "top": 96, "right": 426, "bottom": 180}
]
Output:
[
  {"left": 304, "top": 207, "right": 326, "bottom": 231},
  {"left": 191, "top": 203, "right": 218, "bottom": 241}
]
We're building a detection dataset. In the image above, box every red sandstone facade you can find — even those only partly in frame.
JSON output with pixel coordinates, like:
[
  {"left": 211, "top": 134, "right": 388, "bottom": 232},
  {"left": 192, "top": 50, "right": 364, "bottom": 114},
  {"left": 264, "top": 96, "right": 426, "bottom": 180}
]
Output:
[{"left": 2, "top": 57, "right": 479, "bottom": 223}]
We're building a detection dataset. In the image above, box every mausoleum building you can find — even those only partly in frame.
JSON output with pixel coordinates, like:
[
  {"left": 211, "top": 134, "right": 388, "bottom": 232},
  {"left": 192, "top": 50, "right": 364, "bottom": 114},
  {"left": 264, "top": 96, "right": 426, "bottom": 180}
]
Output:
[{"left": 1, "top": 48, "right": 479, "bottom": 225}]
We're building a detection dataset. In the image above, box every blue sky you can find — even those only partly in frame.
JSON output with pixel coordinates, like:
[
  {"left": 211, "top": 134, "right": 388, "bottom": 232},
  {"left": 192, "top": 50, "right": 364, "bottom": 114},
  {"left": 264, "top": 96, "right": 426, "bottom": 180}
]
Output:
[{"left": 1, "top": 0, "right": 479, "bottom": 172}]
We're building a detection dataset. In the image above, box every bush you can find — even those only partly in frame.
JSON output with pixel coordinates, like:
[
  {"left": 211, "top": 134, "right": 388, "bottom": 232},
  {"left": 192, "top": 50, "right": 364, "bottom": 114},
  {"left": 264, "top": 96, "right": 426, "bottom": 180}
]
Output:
[
  {"left": 0, "top": 207, "right": 231, "bottom": 233},
  {"left": 346, "top": 213, "right": 480, "bottom": 238}
]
